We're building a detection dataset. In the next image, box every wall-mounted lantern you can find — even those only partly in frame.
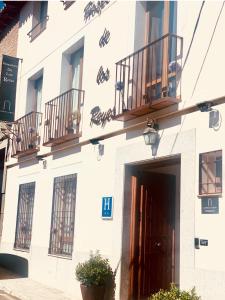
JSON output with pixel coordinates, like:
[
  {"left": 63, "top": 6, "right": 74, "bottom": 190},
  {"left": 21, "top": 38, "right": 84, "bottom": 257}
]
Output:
[
  {"left": 143, "top": 119, "right": 159, "bottom": 146},
  {"left": 90, "top": 138, "right": 105, "bottom": 161}
]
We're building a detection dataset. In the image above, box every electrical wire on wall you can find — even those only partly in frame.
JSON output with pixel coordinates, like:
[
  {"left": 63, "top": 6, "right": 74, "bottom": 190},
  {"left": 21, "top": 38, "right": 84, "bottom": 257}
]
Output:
[
  {"left": 182, "top": 1, "right": 205, "bottom": 72},
  {"left": 168, "top": 1, "right": 225, "bottom": 155},
  {"left": 190, "top": 1, "right": 225, "bottom": 99}
]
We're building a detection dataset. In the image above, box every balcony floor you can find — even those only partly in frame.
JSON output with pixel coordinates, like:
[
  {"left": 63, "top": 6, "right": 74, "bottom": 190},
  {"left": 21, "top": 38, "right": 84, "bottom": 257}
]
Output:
[
  {"left": 43, "top": 133, "right": 81, "bottom": 147},
  {"left": 12, "top": 148, "right": 39, "bottom": 158},
  {"left": 114, "top": 96, "right": 181, "bottom": 121}
]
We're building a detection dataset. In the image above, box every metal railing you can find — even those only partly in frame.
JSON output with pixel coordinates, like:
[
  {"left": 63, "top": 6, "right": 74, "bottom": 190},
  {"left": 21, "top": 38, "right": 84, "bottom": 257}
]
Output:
[
  {"left": 43, "top": 88, "right": 84, "bottom": 146},
  {"left": 114, "top": 34, "right": 183, "bottom": 117},
  {"left": 11, "top": 112, "right": 42, "bottom": 157},
  {"left": 27, "top": 16, "right": 49, "bottom": 41}
]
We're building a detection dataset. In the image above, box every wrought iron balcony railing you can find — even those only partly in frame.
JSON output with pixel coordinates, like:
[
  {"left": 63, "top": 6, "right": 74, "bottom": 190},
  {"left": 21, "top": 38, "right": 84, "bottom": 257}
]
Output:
[
  {"left": 114, "top": 34, "right": 183, "bottom": 121},
  {"left": 43, "top": 88, "right": 84, "bottom": 146},
  {"left": 27, "top": 15, "right": 49, "bottom": 41},
  {"left": 11, "top": 112, "right": 42, "bottom": 157}
]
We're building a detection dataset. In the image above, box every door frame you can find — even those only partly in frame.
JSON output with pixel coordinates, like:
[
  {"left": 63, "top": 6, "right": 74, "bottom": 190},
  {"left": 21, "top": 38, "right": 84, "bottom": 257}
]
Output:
[{"left": 120, "top": 156, "right": 180, "bottom": 300}]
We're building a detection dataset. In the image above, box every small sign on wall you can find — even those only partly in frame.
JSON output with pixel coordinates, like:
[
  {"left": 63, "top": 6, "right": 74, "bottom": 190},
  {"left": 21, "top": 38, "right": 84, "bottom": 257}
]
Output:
[
  {"left": 201, "top": 197, "right": 219, "bottom": 214},
  {"left": 102, "top": 196, "right": 113, "bottom": 219}
]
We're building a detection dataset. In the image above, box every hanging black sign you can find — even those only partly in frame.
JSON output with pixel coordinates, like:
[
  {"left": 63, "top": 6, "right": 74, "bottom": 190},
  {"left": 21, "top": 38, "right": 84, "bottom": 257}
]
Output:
[{"left": 0, "top": 55, "right": 19, "bottom": 122}]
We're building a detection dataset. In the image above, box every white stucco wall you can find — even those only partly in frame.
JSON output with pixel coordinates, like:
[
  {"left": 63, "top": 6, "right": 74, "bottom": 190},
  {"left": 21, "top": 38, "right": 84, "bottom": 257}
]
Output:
[{"left": 2, "top": 1, "right": 225, "bottom": 299}]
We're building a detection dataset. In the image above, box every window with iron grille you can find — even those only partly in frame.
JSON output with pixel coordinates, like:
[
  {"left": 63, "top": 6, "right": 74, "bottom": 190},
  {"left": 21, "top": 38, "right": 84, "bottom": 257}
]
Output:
[
  {"left": 199, "top": 150, "right": 222, "bottom": 195},
  {"left": 49, "top": 174, "right": 77, "bottom": 257},
  {"left": 14, "top": 182, "right": 36, "bottom": 250}
]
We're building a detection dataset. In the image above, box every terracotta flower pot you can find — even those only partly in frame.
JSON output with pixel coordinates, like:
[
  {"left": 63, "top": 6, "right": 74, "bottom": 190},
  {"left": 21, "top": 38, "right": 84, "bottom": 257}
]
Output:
[{"left": 80, "top": 284, "right": 105, "bottom": 300}]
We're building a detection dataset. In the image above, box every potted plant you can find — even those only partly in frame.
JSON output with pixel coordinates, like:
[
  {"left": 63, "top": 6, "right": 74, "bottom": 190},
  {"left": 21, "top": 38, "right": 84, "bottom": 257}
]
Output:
[
  {"left": 75, "top": 251, "right": 113, "bottom": 300},
  {"left": 149, "top": 283, "right": 201, "bottom": 300}
]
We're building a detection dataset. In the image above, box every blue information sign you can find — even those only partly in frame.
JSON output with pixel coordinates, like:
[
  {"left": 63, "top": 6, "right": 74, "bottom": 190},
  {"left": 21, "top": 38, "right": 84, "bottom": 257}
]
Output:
[{"left": 102, "top": 196, "right": 113, "bottom": 219}]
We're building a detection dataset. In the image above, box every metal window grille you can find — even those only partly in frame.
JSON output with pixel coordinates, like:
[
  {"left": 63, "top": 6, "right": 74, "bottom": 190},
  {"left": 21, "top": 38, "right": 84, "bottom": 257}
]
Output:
[
  {"left": 199, "top": 150, "right": 222, "bottom": 195},
  {"left": 14, "top": 182, "right": 36, "bottom": 250},
  {"left": 49, "top": 174, "right": 77, "bottom": 257}
]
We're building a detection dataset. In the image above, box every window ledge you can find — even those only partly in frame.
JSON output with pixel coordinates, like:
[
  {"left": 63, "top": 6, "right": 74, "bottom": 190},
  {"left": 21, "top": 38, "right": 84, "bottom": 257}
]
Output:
[
  {"left": 197, "top": 193, "right": 222, "bottom": 198},
  {"left": 13, "top": 247, "right": 30, "bottom": 253},
  {"left": 48, "top": 253, "right": 72, "bottom": 260}
]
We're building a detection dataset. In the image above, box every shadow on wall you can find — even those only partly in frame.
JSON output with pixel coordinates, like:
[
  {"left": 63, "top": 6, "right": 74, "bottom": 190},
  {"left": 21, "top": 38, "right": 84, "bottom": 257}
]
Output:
[{"left": 0, "top": 254, "right": 28, "bottom": 277}]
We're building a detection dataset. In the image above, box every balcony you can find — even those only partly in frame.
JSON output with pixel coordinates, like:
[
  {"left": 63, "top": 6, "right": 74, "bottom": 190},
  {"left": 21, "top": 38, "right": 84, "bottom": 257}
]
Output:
[
  {"left": 43, "top": 88, "right": 84, "bottom": 147},
  {"left": 11, "top": 112, "right": 42, "bottom": 157},
  {"left": 114, "top": 34, "right": 183, "bottom": 121},
  {"left": 27, "top": 15, "right": 49, "bottom": 42}
]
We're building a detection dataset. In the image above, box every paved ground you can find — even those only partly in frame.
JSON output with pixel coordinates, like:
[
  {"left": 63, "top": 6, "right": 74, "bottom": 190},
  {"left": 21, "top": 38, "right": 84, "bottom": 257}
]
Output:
[
  {"left": 0, "top": 290, "right": 20, "bottom": 300},
  {"left": 0, "top": 267, "right": 73, "bottom": 300}
]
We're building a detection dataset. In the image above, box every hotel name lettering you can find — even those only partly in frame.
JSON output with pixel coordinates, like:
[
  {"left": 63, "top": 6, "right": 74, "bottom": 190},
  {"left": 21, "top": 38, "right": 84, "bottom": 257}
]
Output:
[
  {"left": 90, "top": 106, "right": 115, "bottom": 127},
  {"left": 84, "top": 1, "right": 109, "bottom": 22}
]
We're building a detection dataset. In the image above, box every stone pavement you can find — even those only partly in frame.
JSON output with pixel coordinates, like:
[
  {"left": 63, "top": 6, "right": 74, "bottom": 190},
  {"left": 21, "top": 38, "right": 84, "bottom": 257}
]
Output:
[
  {"left": 0, "top": 290, "right": 20, "bottom": 300},
  {"left": 0, "top": 267, "right": 73, "bottom": 300}
]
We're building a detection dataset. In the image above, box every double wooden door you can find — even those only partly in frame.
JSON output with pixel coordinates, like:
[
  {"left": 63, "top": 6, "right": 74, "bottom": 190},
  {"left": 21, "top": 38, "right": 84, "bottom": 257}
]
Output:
[{"left": 129, "top": 172, "right": 176, "bottom": 299}]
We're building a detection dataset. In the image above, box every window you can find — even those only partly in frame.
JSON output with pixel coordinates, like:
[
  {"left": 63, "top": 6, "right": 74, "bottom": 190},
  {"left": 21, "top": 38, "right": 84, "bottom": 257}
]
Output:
[
  {"left": 69, "top": 47, "right": 83, "bottom": 124},
  {"left": 49, "top": 174, "right": 77, "bottom": 257},
  {"left": 70, "top": 47, "right": 83, "bottom": 91},
  {"left": 28, "top": 1, "right": 48, "bottom": 41},
  {"left": 26, "top": 73, "right": 43, "bottom": 113},
  {"left": 34, "top": 76, "right": 43, "bottom": 113},
  {"left": 145, "top": 1, "right": 177, "bottom": 98},
  {"left": 199, "top": 150, "right": 222, "bottom": 195},
  {"left": 60, "top": 43, "right": 84, "bottom": 93},
  {"left": 14, "top": 182, "right": 35, "bottom": 251}
]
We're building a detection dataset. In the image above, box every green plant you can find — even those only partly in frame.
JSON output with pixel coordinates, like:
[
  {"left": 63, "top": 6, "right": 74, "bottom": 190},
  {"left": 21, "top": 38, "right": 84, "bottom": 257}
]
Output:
[
  {"left": 75, "top": 251, "right": 113, "bottom": 287},
  {"left": 149, "top": 284, "right": 201, "bottom": 300}
]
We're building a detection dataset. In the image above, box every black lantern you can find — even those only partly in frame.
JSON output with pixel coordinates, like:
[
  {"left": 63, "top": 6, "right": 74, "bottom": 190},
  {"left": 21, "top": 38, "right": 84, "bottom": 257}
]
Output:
[{"left": 143, "top": 119, "right": 159, "bottom": 145}]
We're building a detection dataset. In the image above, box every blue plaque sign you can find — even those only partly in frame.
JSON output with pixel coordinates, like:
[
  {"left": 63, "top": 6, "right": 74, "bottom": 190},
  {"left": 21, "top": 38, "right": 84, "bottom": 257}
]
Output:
[
  {"left": 201, "top": 197, "right": 219, "bottom": 214},
  {"left": 102, "top": 196, "right": 113, "bottom": 219}
]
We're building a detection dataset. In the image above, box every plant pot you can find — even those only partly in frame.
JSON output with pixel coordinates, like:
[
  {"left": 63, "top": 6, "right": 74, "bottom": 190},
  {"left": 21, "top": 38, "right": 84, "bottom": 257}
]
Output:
[
  {"left": 66, "top": 127, "right": 74, "bottom": 134},
  {"left": 80, "top": 284, "right": 105, "bottom": 300},
  {"left": 28, "top": 144, "right": 34, "bottom": 149}
]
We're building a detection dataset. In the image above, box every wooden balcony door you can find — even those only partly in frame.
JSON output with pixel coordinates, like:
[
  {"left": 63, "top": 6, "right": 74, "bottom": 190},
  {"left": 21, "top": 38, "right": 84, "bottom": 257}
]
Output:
[
  {"left": 67, "top": 47, "right": 84, "bottom": 133},
  {"left": 34, "top": 76, "right": 43, "bottom": 113},
  {"left": 144, "top": 1, "right": 177, "bottom": 101},
  {"left": 129, "top": 172, "right": 175, "bottom": 299}
]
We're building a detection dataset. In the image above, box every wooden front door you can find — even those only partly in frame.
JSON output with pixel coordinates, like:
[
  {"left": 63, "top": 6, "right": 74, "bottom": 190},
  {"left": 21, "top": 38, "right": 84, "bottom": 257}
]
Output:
[{"left": 129, "top": 172, "right": 175, "bottom": 300}]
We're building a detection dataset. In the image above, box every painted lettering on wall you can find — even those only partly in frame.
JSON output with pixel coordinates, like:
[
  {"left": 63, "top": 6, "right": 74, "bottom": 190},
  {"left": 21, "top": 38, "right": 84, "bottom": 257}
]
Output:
[
  {"left": 99, "top": 28, "right": 110, "bottom": 47},
  {"left": 96, "top": 66, "right": 110, "bottom": 85},
  {"left": 84, "top": 1, "right": 110, "bottom": 22},
  {"left": 90, "top": 106, "right": 115, "bottom": 127}
]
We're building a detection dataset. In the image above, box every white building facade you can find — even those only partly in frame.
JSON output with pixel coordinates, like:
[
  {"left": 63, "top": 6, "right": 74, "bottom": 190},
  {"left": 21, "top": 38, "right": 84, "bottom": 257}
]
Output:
[{"left": 1, "top": 1, "right": 225, "bottom": 299}]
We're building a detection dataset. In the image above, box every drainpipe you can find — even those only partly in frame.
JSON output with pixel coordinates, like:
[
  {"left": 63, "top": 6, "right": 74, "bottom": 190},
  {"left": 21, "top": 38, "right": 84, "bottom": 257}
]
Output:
[{"left": 0, "top": 139, "right": 10, "bottom": 242}]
